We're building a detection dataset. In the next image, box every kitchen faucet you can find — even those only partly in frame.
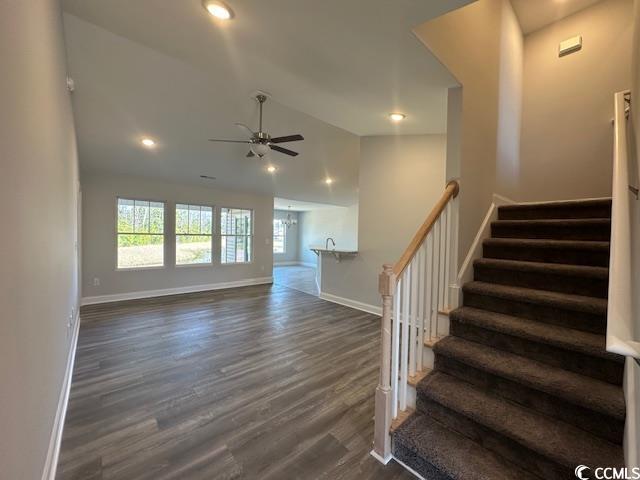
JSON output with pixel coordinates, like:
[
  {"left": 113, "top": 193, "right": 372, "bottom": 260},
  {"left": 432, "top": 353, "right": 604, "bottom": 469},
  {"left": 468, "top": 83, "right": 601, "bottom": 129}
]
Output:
[{"left": 325, "top": 237, "right": 336, "bottom": 250}]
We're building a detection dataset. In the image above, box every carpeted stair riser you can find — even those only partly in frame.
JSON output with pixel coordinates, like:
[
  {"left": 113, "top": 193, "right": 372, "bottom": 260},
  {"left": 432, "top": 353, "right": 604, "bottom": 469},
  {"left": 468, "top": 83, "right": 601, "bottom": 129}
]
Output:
[
  {"left": 473, "top": 260, "right": 608, "bottom": 298},
  {"left": 497, "top": 200, "right": 611, "bottom": 221},
  {"left": 391, "top": 441, "right": 451, "bottom": 480},
  {"left": 449, "top": 319, "right": 623, "bottom": 384},
  {"left": 416, "top": 394, "right": 567, "bottom": 479},
  {"left": 492, "top": 219, "right": 611, "bottom": 241},
  {"left": 463, "top": 289, "right": 606, "bottom": 334},
  {"left": 483, "top": 239, "right": 610, "bottom": 267},
  {"left": 432, "top": 354, "right": 624, "bottom": 444}
]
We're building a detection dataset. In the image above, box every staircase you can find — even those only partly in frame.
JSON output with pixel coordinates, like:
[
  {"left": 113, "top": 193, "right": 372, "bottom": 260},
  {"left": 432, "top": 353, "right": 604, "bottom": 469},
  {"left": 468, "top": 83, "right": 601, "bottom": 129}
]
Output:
[{"left": 391, "top": 199, "right": 626, "bottom": 479}]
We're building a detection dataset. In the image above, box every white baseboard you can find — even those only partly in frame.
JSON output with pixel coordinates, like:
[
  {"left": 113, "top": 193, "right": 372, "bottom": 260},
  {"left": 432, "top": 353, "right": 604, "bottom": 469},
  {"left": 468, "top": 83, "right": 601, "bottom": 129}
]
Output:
[
  {"left": 81, "top": 277, "right": 273, "bottom": 306},
  {"left": 300, "top": 262, "right": 316, "bottom": 268},
  {"left": 370, "top": 449, "right": 392, "bottom": 465},
  {"left": 319, "top": 292, "right": 382, "bottom": 316},
  {"left": 274, "top": 261, "right": 299, "bottom": 266},
  {"left": 42, "top": 310, "right": 80, "bottom": 480}
]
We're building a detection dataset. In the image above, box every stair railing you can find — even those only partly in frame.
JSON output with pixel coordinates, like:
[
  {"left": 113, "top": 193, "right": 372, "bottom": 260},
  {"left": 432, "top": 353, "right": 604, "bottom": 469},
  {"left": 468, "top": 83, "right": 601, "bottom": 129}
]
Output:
[
  {"left": 607, "top": 90, "right": 640, "bottom": 359},
  {"left": 372, "top": 180, "right": 459, "bottom": 463}
]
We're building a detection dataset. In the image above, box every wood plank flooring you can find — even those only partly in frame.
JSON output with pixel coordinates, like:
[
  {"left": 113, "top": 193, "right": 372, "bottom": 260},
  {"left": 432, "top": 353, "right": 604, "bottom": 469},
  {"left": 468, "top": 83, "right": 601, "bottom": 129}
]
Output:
[
  {"left": 57, "top": 283, "right": 412, "bottom": 479},
  {"left": 273, "top": 265, "right": 319, "bottom": 296}
]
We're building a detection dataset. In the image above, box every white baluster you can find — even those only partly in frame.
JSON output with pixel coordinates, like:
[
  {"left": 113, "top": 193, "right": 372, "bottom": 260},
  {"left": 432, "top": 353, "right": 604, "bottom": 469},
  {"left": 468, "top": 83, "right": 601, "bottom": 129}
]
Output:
[
  {"left": 439, "top": 208, "right": 447, "bottom": 311},
  {"left": 391, "top": 278, "right": 401, "bottom": 419},
  {"left": 431, "top": 219, "right": 441, "bottom": 339},
  {"left": 409, "top": 256, "right": 418, "bottom": 377},
  {"left": 399, "top": 267, "right": 410, "bottom": 411},
  {"left": 444, "top": 202, "right": 452, "bottom": 309},
  {"left": 425, "top": 233, "right": 434, "bottom": 341},
  {"left": 417, "top": 243, "right": 425, "bottom": 372}
]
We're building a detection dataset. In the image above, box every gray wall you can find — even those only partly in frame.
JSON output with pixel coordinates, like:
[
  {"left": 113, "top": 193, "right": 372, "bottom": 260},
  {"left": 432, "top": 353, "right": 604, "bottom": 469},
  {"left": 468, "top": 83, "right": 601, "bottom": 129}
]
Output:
[
  {"left": 273, "top": 209, "right": 299, "bottom": 264},
  {"left": 321, "top": 135, "right": 446, "bottom": 307},
  {"left": 519, "top": 0, "right": 632, "bottom": 201},
  {"left": 0, "top": 0, "right": 81, "bottom": 478},
  {"left": 297, "top": 205, "right": 359, "bottom": 265},
  {"left": 82, "top": 172, "right": 273, "bottom": 299}
]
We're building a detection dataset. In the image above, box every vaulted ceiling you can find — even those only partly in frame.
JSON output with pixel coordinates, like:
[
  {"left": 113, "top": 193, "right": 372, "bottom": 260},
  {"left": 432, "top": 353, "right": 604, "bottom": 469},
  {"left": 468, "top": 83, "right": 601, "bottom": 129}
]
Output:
[{"left": 62, "top": 0, "right": 473, "bottom": 205}]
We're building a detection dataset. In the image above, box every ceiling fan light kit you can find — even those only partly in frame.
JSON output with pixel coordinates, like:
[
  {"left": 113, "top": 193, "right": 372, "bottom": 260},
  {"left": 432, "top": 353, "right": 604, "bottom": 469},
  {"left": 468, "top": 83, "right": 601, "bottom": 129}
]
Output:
[{"left": 208, "top": 94, "right": 304, "bottom": 160}]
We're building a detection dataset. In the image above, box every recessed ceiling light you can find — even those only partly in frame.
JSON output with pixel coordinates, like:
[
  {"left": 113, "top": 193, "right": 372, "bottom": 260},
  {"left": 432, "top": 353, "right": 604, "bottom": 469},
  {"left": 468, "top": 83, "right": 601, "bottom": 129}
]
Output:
[
  {"left": 267, "top": 165, "right": 276, "bottom": 173},
  {"left": 389, "top": 113, "right": 406, "bottom": 122},
  {"left": 325, "top": 177, "right": 333, "bottom": 185},
  {"left": 203, "top": 0, "right": 233, "bottom": 20},
  {"left": 141, "top": 138, "right": 156, "bottom": 147}
]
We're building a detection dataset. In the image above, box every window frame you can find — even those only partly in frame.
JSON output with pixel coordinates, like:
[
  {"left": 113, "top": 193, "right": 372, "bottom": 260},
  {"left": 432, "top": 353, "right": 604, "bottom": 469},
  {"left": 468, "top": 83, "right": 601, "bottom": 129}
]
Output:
[
  {"left": 174, "top": 202, "right": 215, "bottom": 268},
  {"left": 219, "top": 207, "right": 254, "bottom": 265},
  {"left": 273, "top": 218, "right": 287, "bottom": 254},
  {"left": 115, "top": 196, "right": 166, "bottom": 271}
]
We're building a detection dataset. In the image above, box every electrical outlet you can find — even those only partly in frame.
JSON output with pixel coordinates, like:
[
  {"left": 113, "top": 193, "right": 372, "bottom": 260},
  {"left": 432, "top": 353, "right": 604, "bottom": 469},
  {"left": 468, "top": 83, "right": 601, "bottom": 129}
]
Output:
[{"left": 93, "top": 277, "right": 100, "bottom": 286}]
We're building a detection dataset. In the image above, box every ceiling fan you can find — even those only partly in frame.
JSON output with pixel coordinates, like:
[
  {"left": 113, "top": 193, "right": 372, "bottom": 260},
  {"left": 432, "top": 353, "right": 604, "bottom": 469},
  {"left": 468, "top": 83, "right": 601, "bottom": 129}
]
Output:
[{"left": 208, "top": 94, "right": 304, "bottom": 158}]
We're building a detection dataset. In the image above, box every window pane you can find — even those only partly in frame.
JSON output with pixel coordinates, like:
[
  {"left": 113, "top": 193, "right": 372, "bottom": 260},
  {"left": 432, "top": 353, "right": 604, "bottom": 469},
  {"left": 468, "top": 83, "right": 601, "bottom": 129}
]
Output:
[
  {"left": 117, "top": 234, "right": 163, "bottom": 268},
  {"left": 176, "top": 235, "right": 212, "bottom": 265},
  {"left": 202, "top": 207, "right": 213, "bottom": 235},
  {"left": 134, "top": 200, "right": 150, "bottom": 233},
  {"left": 117, "top": 198, "right": 134, "bottom": 233},
  {"left": 220, "top": 208, "right": 252, "bottom": 263},
  {"left": 149, "top": 201, "right": 164, "bottom": 234},
  {"left": 273, "top": 219, "right": 286, "bottom": 253},
  {"left": 176, "top": 204, "right": 189, "bottom": 234},
  {"left": 189, "top": 205, "right": 202, "bottom": 234}
]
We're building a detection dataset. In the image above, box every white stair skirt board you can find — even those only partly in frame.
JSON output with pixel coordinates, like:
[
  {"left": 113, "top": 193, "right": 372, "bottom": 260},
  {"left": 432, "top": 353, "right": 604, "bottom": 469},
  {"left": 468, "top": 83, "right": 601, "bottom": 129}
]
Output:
[
  {"left": 42, "top": 310, "right": 80, "bottom": 480},
  {"left": 81, "top": 277, "right": 273, "bottom": 306},
  {"left": 318, "top": 292, "right": 382, "bottom": 316},
  {"left": 451, "top": 193, "right": 516, "bottom": 307}
]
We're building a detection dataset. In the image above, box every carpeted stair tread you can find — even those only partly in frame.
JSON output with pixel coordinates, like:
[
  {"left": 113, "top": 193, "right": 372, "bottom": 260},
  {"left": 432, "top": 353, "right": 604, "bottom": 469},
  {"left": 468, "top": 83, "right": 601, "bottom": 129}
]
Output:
[
  {"left": 463, "top": 281, "right": 607, "bottom": 315},
  {"left": 417, "top": 372, "right": 624, "bottom": 470},
  {"left": 473, "top": 258, "right": 608, "bottom": 297},
  {"left": 474, "top": 258, "right": 608, "bottom": 279},
  {"left": 482, "top": 238, "right": 609, "bottom": 266},
  {"left": 450, "top": 306, "right": 622, "bottom": 364},
  {"left": 491, "top": 218, "right": 611, "bottom": 241},
  {"left": 498, "top": 199, "right": 611, "bottom": 220},
  {"left": 392, "top": 412, "right": 538, "bottom": 480},
  {"left": 434, "top": 336, "right": 625, "bottom": 420}
]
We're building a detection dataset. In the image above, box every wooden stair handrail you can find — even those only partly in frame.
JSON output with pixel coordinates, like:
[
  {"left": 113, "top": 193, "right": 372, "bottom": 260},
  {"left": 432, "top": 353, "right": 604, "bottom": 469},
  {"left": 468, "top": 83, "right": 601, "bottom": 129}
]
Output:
[{"left": 392, "top": 180, "right": 459, "bottom": 278}]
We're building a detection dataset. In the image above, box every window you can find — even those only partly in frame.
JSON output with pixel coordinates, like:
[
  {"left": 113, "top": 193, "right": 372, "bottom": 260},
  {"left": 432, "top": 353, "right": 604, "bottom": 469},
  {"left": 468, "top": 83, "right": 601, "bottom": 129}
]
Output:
[
  {"left": 273, "top": 219, "right": 286, "bottom": 254},
  {"left": 117, "top": 198, "right": 164, "bottom": 269},
  {"left": 220, "top": 208, "right": 252, "bottom": 264},
  {"left": 176, "top": 204, "right": 213, "bottom": 265}
]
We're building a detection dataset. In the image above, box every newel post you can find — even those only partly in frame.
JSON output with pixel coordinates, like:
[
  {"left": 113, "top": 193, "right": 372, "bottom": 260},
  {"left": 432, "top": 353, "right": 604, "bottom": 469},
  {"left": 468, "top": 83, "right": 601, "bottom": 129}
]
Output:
[{"left": 372, "top": 263, "right": 396, "bottom": 463}]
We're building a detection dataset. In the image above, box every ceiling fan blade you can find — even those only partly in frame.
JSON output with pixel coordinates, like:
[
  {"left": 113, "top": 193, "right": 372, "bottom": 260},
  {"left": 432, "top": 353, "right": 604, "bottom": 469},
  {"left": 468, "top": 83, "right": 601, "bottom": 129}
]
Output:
[
  {"left": 235, "top": 123, "right": 255, "bottom": 136},
  {"left": 270, "top": 144, "right": 299, "bottom": 157},
  {"left": 208, "top": 139, "right": 251, "bottom": 144},
  {"left": 270, "top": 134, "right": 304, "bottom": 144},
  {"left": 246, "top": 150, "right": 255, "bottom": 158}
]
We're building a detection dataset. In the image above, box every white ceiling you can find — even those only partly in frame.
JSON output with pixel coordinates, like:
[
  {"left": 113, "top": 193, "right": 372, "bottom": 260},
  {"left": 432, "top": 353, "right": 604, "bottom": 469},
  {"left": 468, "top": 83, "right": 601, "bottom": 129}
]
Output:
[
  {"left": 61, "top": 0, "right": 473, "bottom": 206},
  {"left": 511, "top": 0, "right": 604, "bottom": 35}
]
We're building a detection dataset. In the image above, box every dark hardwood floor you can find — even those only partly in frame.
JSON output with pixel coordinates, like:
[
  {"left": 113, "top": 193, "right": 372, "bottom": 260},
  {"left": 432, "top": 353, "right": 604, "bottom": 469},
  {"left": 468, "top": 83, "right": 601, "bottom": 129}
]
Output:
[
  {"left": 273, "top": 265, "right": 319, "bottom": 296},
  {"left": 57, "top": 283, "right": 412, "bottom": 479}
]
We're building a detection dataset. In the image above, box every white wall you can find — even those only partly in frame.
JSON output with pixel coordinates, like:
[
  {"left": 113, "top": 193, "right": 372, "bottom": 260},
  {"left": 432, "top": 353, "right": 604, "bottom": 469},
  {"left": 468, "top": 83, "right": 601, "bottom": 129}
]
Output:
[
  {"left": 0, "top": 1, "right": 81, "bottom": 478},
  {"left": 81, "top": 172, "right": 273, "bottom": 301},
  {"left": 497, "top": 0, "right": 524, "bottom": 200},
  {"left": 273, "top": 209, "right": 299, "bottom": 264},
  {"left": 519, "top": 0, "right": 633, "bottom": 201},
  {"left": 297, "top": 205, "right": 359, "bottom": 265},
  {"left": 320, "top": 135, "right": 446, "bottom": 308},
  {"left": 414, "top": 0, "right": 521, "bottom": 265}
]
